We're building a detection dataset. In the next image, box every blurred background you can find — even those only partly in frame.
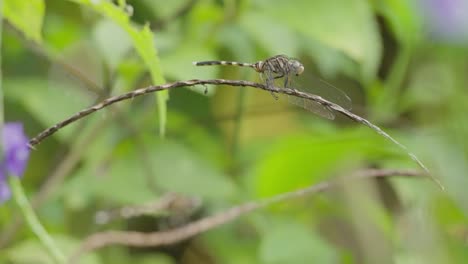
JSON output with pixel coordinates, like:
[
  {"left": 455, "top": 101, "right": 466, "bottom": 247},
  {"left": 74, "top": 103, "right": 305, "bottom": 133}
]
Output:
[{"left": 2, "top": 0, "right": 468, "bottom": 263}]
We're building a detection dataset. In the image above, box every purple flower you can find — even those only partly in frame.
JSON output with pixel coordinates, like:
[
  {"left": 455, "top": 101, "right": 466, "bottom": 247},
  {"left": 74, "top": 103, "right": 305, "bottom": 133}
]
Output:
[
  {"left": 0, "top": 177, "right": 11, "bottom": 203},
  {"left": 0, "top": 123, "right": 30, "bottom": 203},
  {"left": 420, "top": 0, "right": 468, "bottom": 42}
]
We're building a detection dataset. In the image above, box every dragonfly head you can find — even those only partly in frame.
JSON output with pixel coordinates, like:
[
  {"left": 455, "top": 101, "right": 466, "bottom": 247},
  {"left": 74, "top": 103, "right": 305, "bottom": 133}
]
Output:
[{"left": 290, "top": 60, "right": 304, "bottom": 76}]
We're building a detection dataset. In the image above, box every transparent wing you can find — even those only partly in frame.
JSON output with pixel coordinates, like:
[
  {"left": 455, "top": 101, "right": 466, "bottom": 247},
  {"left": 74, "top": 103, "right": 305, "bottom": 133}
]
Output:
[
  {"left": 260, "top": 70, "right": 346, "bottom": 120},
  {"left": 300, "top": 75, "right": 352, "bottom": 110},
  {"left": 287, "top": 92, "right": 335, "bottom": 120},
  {"left": 285, "top": 74, "right": 336, "bottom": 120},
  {"left": 262, "top": 68, "right": 276, "bottom": 89}
]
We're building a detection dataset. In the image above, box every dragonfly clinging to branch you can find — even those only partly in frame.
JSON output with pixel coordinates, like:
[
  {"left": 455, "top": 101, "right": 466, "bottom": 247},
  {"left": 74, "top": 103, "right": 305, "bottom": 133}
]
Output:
[{"left": 193, "top": 54, "right": 351, "bottom": 120}]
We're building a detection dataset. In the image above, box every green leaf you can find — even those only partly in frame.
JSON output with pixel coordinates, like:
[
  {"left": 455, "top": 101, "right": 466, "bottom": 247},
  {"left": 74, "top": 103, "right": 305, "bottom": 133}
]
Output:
[
  {"left": 161, "top": 43, "right": 217, "bottom": 81},
  {"left": 239, "top": 12, "right": 300, "bottom": 57},
  {"left": 402, "top": 62, "right": 456, "bottom": 111},
  {"left": 140, "top": 0, "right": 187, "bottom": 18},
  {"left": 252, "top": 129, "right": 384, "bottom": 197},
  {"left": 149, "top": 141, "right": 236, "bottom": 199},
  {"left": 92, "top": 19, "right": 133, "bottom": 70},
  {"left": 259, "top": 221, "right": 336, "bottom": 264},
  {"left": 262, "top": 0, "right": 381, "bottom": 82},
  {"left": 43, "top": 13, "right": 84, "bottom": 51},
  {"left": 63, "top": 139, "right": 235, "bottom": 206},
  {"left": 68, "top": 0, "right": 168, "bottom": 136},
  {"left": 203, "top": 226, "right": 260, "bottom": 264},
  {"left": 4, "top": 0, "right": 45, "bottom": 42},
  {"left": 165, "top": 111, "right": 228, "bottom": 167},
  {"left": 5, "top": 235, "right": 101, "bottom": 264},
  {"left": 216, "top": 24, "right": 257, "bottom": 62},
  {"left": 135, "top": 253, "right": 175, "bottom": 264},
  {"left": 63, "top": 156, "right": 157, "bottom": 206},
  {"left": 4, "top": 78, "right": 93, "bottom": 141},
  {"left": 131, "top": 23, "right": 168, "bottom": 136},
  {"left": 186, "top": 1, "right": 224, "bottom": 41},
  {"left": 375, "top": 0, "right": 423, "bottom": 46},
  {"left": 419, "top": 134, "right": 468, "bottom": 212},
  {"left": 302, "top": 37, "right": 360, "bottom": 78}
]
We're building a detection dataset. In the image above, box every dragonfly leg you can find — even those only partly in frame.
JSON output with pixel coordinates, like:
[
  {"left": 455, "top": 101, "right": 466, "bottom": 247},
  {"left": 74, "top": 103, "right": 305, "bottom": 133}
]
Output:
[
  {"left": 283, "top": 75, "right": 289, "bottom": 88},
  {"left": 270, "top": 90, "right": 279, "bottom": 100},
  {"left": 264, "top": 71, "right": 279, "bottom": 100},
  {"left": 272, "top": 72, "right": 289, "bottom": 88},
  {"left": 273, "top": 73, "right": 284, "bottom": 79}
]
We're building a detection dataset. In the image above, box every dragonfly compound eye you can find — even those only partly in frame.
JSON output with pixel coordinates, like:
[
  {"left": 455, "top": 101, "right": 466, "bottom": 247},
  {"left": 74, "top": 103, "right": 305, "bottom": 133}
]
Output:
[{"left": 291, "top": 60, "right": 304, "bottom": 76}]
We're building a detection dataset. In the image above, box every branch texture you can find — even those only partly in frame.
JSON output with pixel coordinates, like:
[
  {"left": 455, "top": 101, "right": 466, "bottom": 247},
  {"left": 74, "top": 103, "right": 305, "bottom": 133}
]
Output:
[
  {"left": 69, "top": 168, "right": 424, "bottom": 263},
  {"left": 28, "top": 78, "right": 441, "bottom": 187}
]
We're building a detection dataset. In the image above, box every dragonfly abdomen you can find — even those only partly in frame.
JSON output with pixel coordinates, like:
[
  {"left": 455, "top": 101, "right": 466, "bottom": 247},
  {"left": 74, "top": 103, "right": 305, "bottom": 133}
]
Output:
[{"left": 193, "top": 60, "right": 255, "bottom": 68}]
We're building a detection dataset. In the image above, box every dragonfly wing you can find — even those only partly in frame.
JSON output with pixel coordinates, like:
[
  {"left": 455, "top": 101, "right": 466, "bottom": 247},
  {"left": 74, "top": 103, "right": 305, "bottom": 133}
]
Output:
[
  {"left": 297, "top": 76, "right": 352, "bottom": 110},
  {"left": 319, "top": 78, "right": 352, "bottom": 110},
  {"left": 304, "top": 100, "right": 335, "bottom": 120},
  {"left": 263, "top": 69, "right": 276, "bottom": 89},
  {"left": 287, "top": 94, "right": 335, "bottom": 120},
  {"left": 263, "top": 71, "right": 337, "bottom": 120}
]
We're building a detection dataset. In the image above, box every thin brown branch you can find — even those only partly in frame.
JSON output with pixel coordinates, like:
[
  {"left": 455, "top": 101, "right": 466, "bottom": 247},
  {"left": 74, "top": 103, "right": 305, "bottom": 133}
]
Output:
[
  {"left": 28, "top": 79, "right": 254, "bottom": 147},
  {"left": 27, "top": 78, "right": 442, "bottom": 188},
  {"left": 94, "top": 193, "right": 201, "bottom": 224},
  {"left": 69, "top": 168, "right": 424, "bottom": 263}
]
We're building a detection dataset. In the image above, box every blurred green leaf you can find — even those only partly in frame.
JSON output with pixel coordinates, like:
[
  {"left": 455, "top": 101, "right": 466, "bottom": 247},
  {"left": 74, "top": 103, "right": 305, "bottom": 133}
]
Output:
[
  {"left": 4, "top": 78, "right": 93, "bottom": 141},
  {"left": 44, "top": 13, "right": 84, "bottom": 51},
  {"left": 161, "top": 43, "right": 217, "bottom": 80},
  {"left": 375, "top": 0, "right": 423, "bottom": 46},
  {"left": 261, "top": 0, "right": 381, "bottom": 82},
  {"left": 92, "top": 19, "right": 133, "bottom": 70},
  {"left": 69, "top": 0, "right": 168, "bottom": 135},
  {"left": 419, "top": 135, "right": 468, "bottom": 213},
  {"left": 239, "top": 12, "right": 299, "bottom": 57},
  {"left": 302, "top": 36, "right": 360, "bottom": 78},
  {"left": 259, "top": 221, "right": 336, "bottom": 264},
  {"left": 4, "top": 0, "right": 45, "bottom": 42},
  {"left": 433, "top": 196, "right": 467, "bottom": 227},
  {"left": 252, "top": 129, "right": 383, "bottom": 197},
  {"left": 186, "top": 1, "right": 224, "bottom": 41},
  {"left": 140, "top": 0, "right": 187, "bottom": 18},
  {"left": 114, "top": 57, "right": 147, "bottom": 91},
  {"left": 135, "top": 253, "right": 175, "bottom": 264},
  {"left": 203, "top": 225, "right": 260, "bottom": 264},
  {"left": 63, "top": 155, "right": 156, "bottom": 206},
  {"left": 64, "top": 139, "right": 235, "bottom": 206},
  {"left": 402, "top": 62, "right": 456, "bottom": 111},
  {"left": 166, "top": 111, "right": 228, "bottom": 166},
  {"left": 148, "top": 141, "right": 236, "bottom": 199},
  {"left": 217, "top": 24, "right": 256, "bottom": 62},
  {"left": 5, "top": 235, "right": 100, "bottom": 264}
]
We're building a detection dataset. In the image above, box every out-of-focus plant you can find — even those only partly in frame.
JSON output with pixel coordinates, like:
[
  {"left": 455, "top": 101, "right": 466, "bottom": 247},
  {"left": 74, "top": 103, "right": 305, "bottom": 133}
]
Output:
[
  {"left": 0, "top": 123, "right": 30, "bottom": 203},
  {"left": 1, "top": 123, "right": 66, "bottom": 263},
  {"left": 2, "top": 0, "right": 468, "bottom": 263},
  {"left": 419, "top": 0, "right": 468, "bottom": 42}
]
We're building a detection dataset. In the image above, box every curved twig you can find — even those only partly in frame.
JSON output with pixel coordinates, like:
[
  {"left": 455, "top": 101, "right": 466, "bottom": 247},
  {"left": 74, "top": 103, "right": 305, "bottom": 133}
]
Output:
[
  {"left": 69, "top": 168, "right": 424, "bottom": 263},
  {"left": 27, "top": 78, "right": 442, "bottom": 188},
  {"left": 29, "top": 79, "right": 256, "bottom": 147}
]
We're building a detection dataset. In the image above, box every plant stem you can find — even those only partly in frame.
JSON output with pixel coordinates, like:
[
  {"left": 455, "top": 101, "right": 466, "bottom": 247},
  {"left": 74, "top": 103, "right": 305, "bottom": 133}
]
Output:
[{"left": 9, "top": 176, "right": 66, "bottom": 264}]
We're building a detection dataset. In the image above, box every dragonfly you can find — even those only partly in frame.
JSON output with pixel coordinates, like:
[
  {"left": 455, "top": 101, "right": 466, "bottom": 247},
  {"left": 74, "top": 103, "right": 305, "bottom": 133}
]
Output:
[{"left": 193, "top": 54, "right": 352, "bottom": 120}]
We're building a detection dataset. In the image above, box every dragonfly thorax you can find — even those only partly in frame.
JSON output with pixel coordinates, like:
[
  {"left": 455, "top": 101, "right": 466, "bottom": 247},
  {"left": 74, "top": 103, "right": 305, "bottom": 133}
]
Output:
[{"left": 254, "top": 56, "right": 304, "bottom": 77}]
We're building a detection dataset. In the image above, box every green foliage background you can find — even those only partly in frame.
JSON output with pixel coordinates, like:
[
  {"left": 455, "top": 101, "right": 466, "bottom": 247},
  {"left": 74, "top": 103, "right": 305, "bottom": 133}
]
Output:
[{"left": 2, "top": 0, "right": 468, "bottom": 263}]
